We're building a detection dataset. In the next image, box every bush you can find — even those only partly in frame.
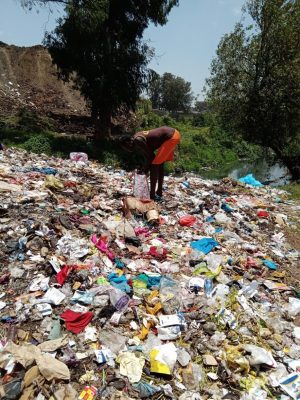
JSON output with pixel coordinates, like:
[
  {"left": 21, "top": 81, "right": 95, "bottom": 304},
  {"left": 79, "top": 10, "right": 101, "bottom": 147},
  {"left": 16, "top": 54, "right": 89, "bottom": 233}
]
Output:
[
  {"left": 192, "top": 131, "right": 209, "bottom": 146},
  {"left": 192, "top": 114, "right": 205, "bottom": 127},
  {"left": 139, "top": 112, "right": 163, "bottom": 129},
  {"left": 23, "top": 135, "right": 52, "bottom": 154},
  {"left": 162, "top": 115, "right": 176, "bottom": 126},
  {"left": 17, "top": 109, "right": 54, "bottom": 133}
]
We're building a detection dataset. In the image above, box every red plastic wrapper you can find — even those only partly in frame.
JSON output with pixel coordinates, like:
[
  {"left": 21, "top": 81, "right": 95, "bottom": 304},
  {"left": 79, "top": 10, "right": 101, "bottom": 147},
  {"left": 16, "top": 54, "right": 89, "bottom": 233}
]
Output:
[
  {"left": 179, "top": 215, "right": 197, "bottom": 227},
  {"left": 60, "top": 309, "right": 94, "bottom": 334},
  {"left": 56, "top": 265, "right": 73, "bottom": 285},
  {"left": 148, "top": 246, "right": 168, "bottom": 259},
  {"left": 257, "top": 210, "right": 269, "bottom": 218}
]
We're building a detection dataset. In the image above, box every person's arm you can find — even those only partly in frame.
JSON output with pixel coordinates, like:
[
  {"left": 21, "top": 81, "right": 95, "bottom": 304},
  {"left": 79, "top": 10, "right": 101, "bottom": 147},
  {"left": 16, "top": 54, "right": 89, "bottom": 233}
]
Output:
[{"left": 133, "top": 137, "right": 154, "bottom": 174}]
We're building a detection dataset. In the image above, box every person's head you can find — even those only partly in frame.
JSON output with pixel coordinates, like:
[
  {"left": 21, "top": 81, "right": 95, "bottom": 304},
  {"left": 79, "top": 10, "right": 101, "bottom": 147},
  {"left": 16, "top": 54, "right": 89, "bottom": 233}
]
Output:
[{"left": 119, "top": 135, "right": 134, "bottom": 152}]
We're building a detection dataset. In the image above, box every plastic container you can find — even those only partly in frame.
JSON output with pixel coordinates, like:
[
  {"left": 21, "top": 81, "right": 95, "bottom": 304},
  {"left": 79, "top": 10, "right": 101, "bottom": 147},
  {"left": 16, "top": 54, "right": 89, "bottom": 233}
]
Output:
[{"left": 204, "top": 278, "right": 213, "bottom": 298}]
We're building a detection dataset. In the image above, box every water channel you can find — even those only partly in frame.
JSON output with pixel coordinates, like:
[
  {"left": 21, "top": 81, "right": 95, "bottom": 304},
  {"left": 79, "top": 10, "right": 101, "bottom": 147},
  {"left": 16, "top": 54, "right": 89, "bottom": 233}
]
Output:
[{"left": 198, "top": 158, "right": 291, "bottom": 186}]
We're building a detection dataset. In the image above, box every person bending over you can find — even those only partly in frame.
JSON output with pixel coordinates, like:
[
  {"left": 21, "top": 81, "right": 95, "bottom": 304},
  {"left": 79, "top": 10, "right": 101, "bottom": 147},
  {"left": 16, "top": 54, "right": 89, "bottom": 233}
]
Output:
[{"left": 122, "top": 126, "right": 181, "bottom": 200}]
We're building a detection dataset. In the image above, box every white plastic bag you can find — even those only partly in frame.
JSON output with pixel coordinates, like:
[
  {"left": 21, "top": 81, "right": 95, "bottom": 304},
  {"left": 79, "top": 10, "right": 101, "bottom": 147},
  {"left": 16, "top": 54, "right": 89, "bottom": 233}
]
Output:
[
  {"left": 69, "top": 152, "right": 88, "bottom": 162},
  {"left": 133, "top": 172, "right": 150, "bottom": 199}
]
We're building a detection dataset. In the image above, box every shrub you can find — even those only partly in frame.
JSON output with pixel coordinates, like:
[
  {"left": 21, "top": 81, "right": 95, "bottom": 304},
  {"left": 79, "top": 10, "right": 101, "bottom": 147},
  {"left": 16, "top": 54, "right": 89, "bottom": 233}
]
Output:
[
  {"left": 23, "top": 135, "right": 52, "bottom": 154},
  {"left": 17, "top": 109, "right": 54, "bottom": 133}
]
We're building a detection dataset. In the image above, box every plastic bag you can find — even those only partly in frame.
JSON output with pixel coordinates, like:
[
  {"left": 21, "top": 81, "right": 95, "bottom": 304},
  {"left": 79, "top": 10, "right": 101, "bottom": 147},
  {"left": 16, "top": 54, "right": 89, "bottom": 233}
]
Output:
[
  {"left": 109, "top": 287, "right": 130, "bottom": 311},
  {"left": 69, "top": 152, "right": 88, "bottom": 162},
  {"left": 179, "top": 215, "right": 197, "bottom": 227},
  {"left": 150, "top": 343, "right": 177, "bottom": 375},
  {"left": 133, "top": 172, "right": 150, "bottom": 199},
  {"left": 190, "top": 238, "right": 219, "bottom": 255},
  {"left": 239, "top": 174, "right": 263, "bottom": 187},
  {"left": 287, "top": 297, "right": 300, "bottom": 317},
  {"left": 159, "top": 277, "right": 181, "bottom": 314}
]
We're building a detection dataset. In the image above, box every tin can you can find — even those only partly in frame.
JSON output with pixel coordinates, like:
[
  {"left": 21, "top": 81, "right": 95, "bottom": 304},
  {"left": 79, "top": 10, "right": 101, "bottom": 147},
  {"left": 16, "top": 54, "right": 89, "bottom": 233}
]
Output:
[{"left": 204, "top": 278, "right": 213, "bottom": 297}]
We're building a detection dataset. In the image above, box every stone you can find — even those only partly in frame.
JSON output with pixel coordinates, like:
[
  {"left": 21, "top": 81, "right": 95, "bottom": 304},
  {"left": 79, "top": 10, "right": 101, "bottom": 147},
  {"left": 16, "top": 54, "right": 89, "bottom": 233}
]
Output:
[
  {"left": 177, "top": 348, "right": 191, "bottom": 367},
  {"left": 203, "top": 354, "right": 218, "bottom": 366}
]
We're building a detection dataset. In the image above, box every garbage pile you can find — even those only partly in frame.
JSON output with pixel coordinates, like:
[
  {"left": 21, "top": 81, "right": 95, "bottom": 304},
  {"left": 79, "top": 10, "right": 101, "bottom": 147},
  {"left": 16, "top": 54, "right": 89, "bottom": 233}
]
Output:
[{"left": 0, "top": 148, "right": 299, "bottom": 400}]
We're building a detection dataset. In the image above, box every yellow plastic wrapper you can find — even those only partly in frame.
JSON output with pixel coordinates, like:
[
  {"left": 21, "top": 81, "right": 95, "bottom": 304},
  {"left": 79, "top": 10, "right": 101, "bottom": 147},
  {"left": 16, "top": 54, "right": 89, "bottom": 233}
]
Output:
[
  {"left": 78, "top": 184, "right": 93, "bottom": 197},
  {"left": 138, "top": 321, "right": 152, "bottom": 340},
  {"left": 146, "top": 302, "right": 163, "bottom": 315},
  {"left": 43, "top": 175, "right": 64, "bottom": 191},
  {"left": 193, "top": 264, "right": 222, "bottom": 278},
  {"left": 147, "top": 290, "right": 160, "bottom": 303},
  {"left": 150, "top": 348, "right": 171, "bottom": 375},
  {"left": 132, "top": 279, "right": 147, "bottom": 289},
  {"left": 150, "top": 343, "right": 177, "bottom": 375}
]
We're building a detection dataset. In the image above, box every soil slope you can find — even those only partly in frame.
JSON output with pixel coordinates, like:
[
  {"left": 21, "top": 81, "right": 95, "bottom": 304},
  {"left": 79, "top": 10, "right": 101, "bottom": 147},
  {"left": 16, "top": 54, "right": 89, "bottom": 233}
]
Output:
[{"left": 0, "top": 41, "right": 88, "bottom": 117}]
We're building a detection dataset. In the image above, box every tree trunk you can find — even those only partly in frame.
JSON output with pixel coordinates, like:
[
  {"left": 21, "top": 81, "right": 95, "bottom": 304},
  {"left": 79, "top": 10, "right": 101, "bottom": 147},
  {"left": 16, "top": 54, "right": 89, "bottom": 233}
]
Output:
[{"left": 92, "top": 110, "right": 112, "bottom": 141}]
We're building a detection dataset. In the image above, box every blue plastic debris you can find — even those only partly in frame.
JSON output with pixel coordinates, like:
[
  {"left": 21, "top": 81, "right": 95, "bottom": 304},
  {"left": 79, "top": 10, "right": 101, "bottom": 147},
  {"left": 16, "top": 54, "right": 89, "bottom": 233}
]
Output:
[
  {"left": 239, "top": 174, "right": 263, "bottom": 187},
  {"left": 108, "top": 272, "right": 131, "bottom": 293},
  {"left": 221, "top": 202, "right": 233, "bottom": 213},
  {"left": 190, "top": 238, "right": 219, "bottom": 254},
  {"left": 115, "top": 259, "right": 125, "bottom": 269},
  {"left": 132, "top": 381, "right": 161, "bottom": 398},
  {"left": 31, "top": 167, "right": 58, "bottom": 175},
  {"left": 263, "top": 259, "right": 278, "bottom": 270}
]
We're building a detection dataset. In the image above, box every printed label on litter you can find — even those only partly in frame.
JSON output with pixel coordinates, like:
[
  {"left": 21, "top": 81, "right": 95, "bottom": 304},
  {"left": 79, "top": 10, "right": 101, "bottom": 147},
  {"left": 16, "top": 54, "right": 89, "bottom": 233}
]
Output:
[{"left": 279, "top": 372, "right": 300, "bottom": 399}]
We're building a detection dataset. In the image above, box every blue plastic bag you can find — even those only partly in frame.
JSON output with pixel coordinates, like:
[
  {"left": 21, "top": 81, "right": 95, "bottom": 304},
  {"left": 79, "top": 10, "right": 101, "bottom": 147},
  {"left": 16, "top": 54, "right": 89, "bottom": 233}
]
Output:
[
  {"left": 239, "top": 174, "right": 263, "bottom": 187},
  {"left": 263, "top": 259, "right": 278, "bottom": 270},
  {"left": 190, "top": 238, "right": 219, "bottom": 254}
]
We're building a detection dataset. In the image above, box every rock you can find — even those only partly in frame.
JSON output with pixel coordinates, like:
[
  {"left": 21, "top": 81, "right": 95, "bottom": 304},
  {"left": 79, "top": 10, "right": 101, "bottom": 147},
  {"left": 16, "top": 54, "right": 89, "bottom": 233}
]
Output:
[
  {"left": 203, "top": 354, "right": 218, "bottom": 366},
  {"left": 17, "top": 329, "right": 27, "bottom": 341},
  {"left": 177, "top": 348, "right": 191, "bottom": 367},
  {"left": 203, "top": 322, "right": 217, "bottom": 335},
  {"left": 40, "top": 246, "right": 49, "bottom": 257}
]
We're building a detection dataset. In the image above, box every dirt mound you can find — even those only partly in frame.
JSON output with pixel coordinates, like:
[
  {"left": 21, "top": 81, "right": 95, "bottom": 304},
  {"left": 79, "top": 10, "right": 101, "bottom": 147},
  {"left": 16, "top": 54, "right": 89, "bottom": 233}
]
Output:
[{"left": 0, "top": 41, "right": 88, "bottom": 117}]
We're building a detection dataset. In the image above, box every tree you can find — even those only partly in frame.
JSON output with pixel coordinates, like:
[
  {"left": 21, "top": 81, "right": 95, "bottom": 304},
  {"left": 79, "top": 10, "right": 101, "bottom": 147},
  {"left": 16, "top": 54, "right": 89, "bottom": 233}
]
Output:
[
  {"left": 194, "top": 100, "right": 207, "bottom": 113},
  {"left": 21, "top": 0, "right": 67, "bottom": 9},
  {"left": 23, "top": 0, "right": 179, "bottom": 138},
  {"left": 147, "top": 71, "right": 193, "bottom": 113},
  {"left": 147, "top": 70, "right": 162, "bottom": 109},
  {"left": 161, "top": 72, "right": 193, "bottom": 113},
  {"left": 205, "top": 0, "right": 300, "bottom": 179}
]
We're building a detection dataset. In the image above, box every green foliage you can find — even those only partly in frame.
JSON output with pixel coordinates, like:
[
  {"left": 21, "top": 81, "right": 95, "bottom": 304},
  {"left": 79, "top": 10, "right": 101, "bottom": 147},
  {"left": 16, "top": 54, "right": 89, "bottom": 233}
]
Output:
[
  {"left": 175, "top": 125, "right": 237, "bottom": 173},
  {"left": 191, "top": 113, "right": 205, "bottom": 127},
  {"left": 194, "top": 100, "right": 207, "bottom": 113},
  {"left": 205, "top": 0, "right": 300, "bottom": 179},
  {"left": 0, "top": 109, "right": 261, "bottom": 175},
  {"left": 147, "top": 71, "right": 194, "bottom": 113},
  {"left": 162, "top": 115, "right": 176, "bottom": 126},
  {"left": 283, "top": 183, "right": 300, "bottom": 200},
  {"left": 17, "top": 109, "right": 54, "bottom": 133},
  {"left": 41, "top": 0, "right": 178, "bottom": 137},
  {"left": 139, "top": 111, "right": 163, "bottom": 130},
  {"left": 147, "top": 70, "right": 161, "bottom": 109},
  {"left": 136, "top": 99, "right": 177, "bottom": 129},
  {"left": 23, "top": 135, "right": 52, "bottom": 154}
]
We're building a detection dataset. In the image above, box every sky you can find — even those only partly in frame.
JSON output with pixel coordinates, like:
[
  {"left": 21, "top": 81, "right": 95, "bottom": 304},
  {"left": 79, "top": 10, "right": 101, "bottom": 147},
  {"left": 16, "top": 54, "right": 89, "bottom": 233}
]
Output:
[{"left": 1, "top": 0, "right": 247, "bottom": 99}]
